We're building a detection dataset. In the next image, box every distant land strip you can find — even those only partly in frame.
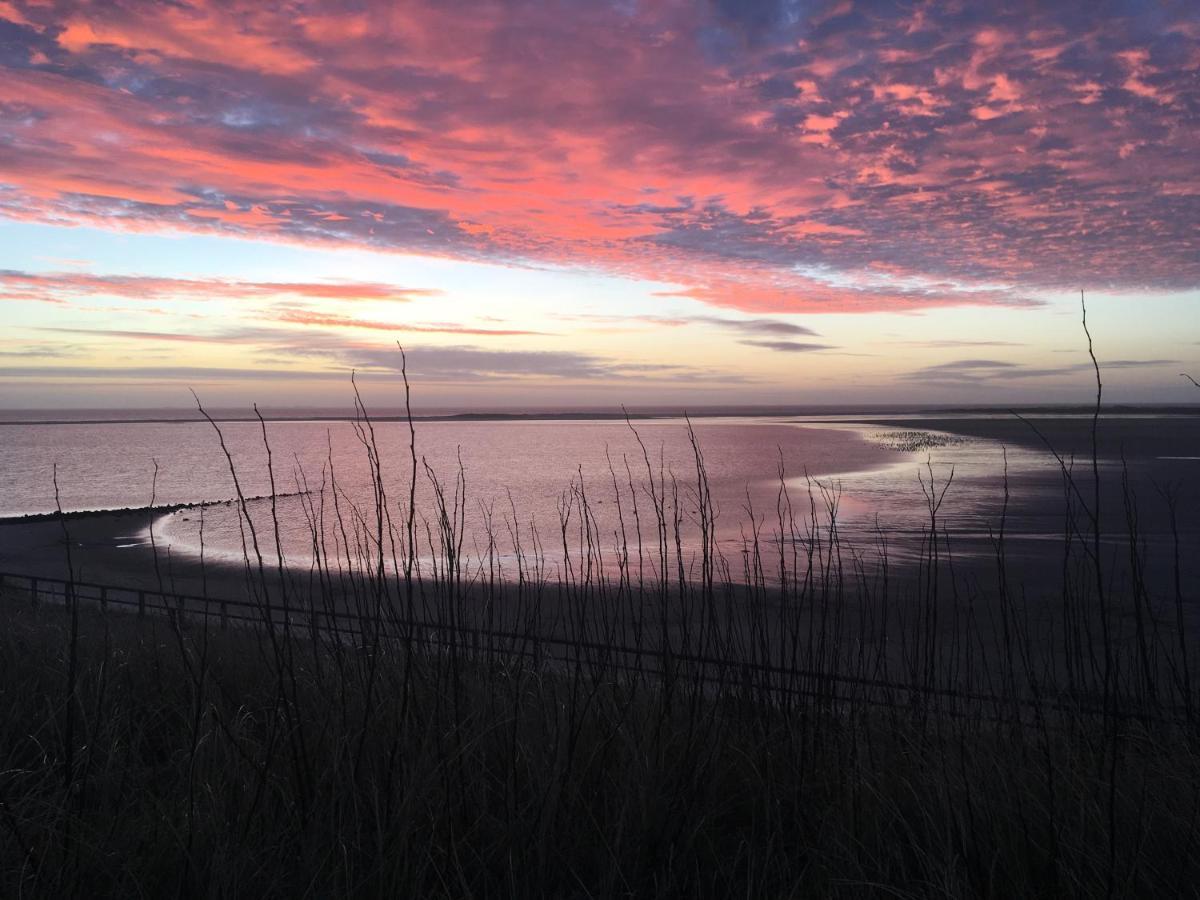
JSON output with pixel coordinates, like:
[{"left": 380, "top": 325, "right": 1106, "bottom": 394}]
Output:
[{"left": 1, "top": 405, "right": 1198, "bottom": 427}]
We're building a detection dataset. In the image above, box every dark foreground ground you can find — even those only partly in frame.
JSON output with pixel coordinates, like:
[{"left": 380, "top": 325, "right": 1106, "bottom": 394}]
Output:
[
  {"left": 2, "top": 412, "right": 1199, "bottom": 896},
  {"left": 3, "top": 587, "right": 1199, "bottom": 898}
]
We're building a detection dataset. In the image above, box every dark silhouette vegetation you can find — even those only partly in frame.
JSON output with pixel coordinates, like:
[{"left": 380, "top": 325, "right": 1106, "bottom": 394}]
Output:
[{"left": 2, "top": 325, "right": 1200, "bottom": 898}]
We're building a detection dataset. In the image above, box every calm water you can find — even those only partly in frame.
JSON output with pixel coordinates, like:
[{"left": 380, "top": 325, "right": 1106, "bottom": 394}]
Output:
[
  {"left": 1, "top": 414, "right": 1195, "bottom": 577},
  {"left": 0, "top": 415, "right": 1195, "bottom": 578}
]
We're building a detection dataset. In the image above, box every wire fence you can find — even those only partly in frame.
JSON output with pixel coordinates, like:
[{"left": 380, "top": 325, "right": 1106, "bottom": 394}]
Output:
[{"left": 0, "top": 568, "right": 1190, "bottom": 727}]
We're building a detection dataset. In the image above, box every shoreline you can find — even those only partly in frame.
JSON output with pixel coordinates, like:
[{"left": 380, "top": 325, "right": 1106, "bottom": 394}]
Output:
[
  {"left": 2, "top": 414, "right": 1197, "bottom": 599},
  {"left": 0, "top": 505, "right": 251, "bottom": 601},
  {"left": 0, "top": 419, "right": 908, "bottom": 595}
]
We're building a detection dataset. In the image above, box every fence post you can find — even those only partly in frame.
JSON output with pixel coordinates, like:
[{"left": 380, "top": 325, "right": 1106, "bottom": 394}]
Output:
[
  {"left": 100, "top": 585, "right": 108, "bottom": 612},
  {"left": 220, "top": 597, "right": 228, "bottom": 631},
  {"left": 30, "top": 578, "right": 38, "bottom": 607},
  {"left": 138, "top": 590, "right": 146, "bottom": 618}
]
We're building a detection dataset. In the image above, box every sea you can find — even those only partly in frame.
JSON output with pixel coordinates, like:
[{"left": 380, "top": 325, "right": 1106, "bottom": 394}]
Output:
[{"left": 2, "top": 409, "right": 1198, "bottom": 581}]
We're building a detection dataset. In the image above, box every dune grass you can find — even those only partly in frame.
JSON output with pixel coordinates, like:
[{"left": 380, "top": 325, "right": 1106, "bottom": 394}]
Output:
[
  {"left": 2, "top": 344, "right": 1199, "bottom": 897},
  {"left": 3, "top": 554, "right": 1199, "bottom": 899}
]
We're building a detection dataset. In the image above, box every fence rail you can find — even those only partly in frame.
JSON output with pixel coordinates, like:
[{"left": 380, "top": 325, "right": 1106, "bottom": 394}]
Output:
[{"left": 0, "top": 569, "right": 1191, "bottom": 726}]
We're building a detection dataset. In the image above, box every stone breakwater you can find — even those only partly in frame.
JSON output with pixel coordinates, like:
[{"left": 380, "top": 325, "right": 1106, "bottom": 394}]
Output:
[{"left": 0, "top": 491, "right": 309, "bottom": 526}]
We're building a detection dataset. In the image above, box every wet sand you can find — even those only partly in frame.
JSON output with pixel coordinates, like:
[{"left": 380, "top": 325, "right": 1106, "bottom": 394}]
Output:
[
  {"left": 869, "top": 414, "right": 1200, "bottom": 538},
  {"left": 0, "top": 507, "right": 247, "bottom": 599},
  {"left": 865, "top": 412, "right": 1200, "bottom": 465}
]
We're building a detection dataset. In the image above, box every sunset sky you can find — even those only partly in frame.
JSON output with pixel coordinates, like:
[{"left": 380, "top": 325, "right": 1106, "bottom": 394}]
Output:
[{"left": 1, "top": 0, "right": 1197, "bottom": 409}]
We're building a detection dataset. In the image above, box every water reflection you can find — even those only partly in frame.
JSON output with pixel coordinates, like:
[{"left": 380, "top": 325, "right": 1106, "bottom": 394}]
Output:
[{"left": 148, "top": 420, "right": 1061, "bottom": 579}]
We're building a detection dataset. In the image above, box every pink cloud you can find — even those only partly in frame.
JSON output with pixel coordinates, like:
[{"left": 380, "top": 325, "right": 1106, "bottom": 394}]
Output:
[
  {"left": 0, "top": 271, "right": 441, "bottom": 304},
  {"left": 272, "top": 308, "right": 547, "bottom": 336},
  {"left": 0, "top": 0, "right": 1194, "bottom": 314}
]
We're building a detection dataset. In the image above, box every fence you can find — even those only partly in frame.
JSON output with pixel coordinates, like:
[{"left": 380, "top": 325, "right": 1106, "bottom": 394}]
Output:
[{"left": 0, "top": 569, "right": 1190, "bottom": 727}]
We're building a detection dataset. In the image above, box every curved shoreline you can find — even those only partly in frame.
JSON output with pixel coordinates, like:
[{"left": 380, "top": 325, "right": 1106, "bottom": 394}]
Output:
[
  {"left": 0, "top": 493, "right": 309, "bottom": 601},
  {"left": 3, "top": 414, "right": 1197, "bottom": 596},
  {"left": 0, "top": 419, "right": 899, "bottom": 592}
]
